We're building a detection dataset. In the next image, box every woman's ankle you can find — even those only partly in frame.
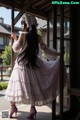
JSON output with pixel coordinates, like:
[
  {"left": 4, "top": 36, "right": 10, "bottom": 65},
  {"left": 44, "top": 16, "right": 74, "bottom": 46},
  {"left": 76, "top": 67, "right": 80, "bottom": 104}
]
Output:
[
  {"left": 10, "top": 102, "right": 16, "bottom": 108},
  {"left": 31, "top": 105, "right": 35, "bottom": 107}
]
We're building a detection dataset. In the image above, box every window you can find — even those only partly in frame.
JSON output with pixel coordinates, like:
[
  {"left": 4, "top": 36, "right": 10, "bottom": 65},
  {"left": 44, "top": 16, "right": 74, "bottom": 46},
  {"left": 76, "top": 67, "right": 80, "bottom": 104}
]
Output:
[
  {"left": 0, "top": 37, "right": 4, "bottom": 45},
  {"left": 7, "top": 38, "right": 12, "bottom": 46}
]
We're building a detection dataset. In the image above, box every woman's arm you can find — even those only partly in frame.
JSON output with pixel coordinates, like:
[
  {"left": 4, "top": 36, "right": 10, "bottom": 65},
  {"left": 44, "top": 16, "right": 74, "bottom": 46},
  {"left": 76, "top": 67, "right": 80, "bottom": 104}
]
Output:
[
  {"left": 11, "top": 32, "right": 23, "bottom": 42},
  {"left": 11, "top": 32, "right": 23, "bottom": 53},
  {"left": 38, "top": 35, "right": 60, "bottom": 57}
]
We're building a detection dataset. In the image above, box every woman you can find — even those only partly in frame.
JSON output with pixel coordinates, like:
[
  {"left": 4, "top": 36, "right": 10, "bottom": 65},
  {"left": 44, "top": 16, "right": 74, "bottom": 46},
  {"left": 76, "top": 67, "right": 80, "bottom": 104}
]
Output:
[{"left": 5, "top": 18, "right": 65, "bottom": 119}]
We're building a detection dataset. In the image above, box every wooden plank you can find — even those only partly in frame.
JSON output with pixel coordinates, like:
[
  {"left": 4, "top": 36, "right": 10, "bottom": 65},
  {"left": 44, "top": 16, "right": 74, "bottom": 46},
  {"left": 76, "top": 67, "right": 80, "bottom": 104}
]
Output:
[
  {"left": 44, "top": 6, "right": 53, "bottom": 12},
  {"left": 53, "top": 5, "right": 57, "bottom": 49},
  {"left": 0, "top": 65, "right": 3, "bottom": 81},
  {"left": 0, "top": 0, "right": 20, "bottom": 9},
  {"left": 68, "top": 88, "right": 80, "bottom": 96},
  {"left": 60, "top": 5, "right": 64, "bottom": 120},
  {"left": 34, "top": 0, "right": 52, "bottom": 8},
  {"left": 57, "top": 37, "right": 71, "bottom": 41},
  {"left": 11, "top": 4, "right": 14, "bottom": 70},
  {"left": 0, "top": 0, "right": 11, "bottom": 7},
  {"left": 40, "top": 2, "right": 51, "bottom": 10},
  {"left": 52, "top": 5, "right": 57, "bottom": 120},
  {"left": 30, "top": 0, "right": 39, "bottom": 6},
  {"left": 64, "top": 5, "right": 70, "bottom": 12},
  {"left": 16, "top": 0, "right": 24, "bottom": 4},
  {"left": 33, "top": 0, "right": 46, "bottom": 7}
]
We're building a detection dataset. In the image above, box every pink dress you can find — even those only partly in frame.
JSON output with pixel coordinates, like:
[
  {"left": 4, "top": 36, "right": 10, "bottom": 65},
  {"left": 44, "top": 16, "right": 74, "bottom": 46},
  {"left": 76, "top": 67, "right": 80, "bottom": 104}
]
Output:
[{"left": 5, "top": 32, "right": 67, "bottom": 106}]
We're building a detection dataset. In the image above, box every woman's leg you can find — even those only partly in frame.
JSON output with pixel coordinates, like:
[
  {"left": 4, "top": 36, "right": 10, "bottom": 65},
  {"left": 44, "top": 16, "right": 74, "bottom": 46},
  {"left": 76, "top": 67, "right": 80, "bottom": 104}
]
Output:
[
  {"left": 10, "top": 101, "right": 15, "bottom": 106},
  {"left": 27, "top": 101, "right": 37, "bottom": 119},
  {"left": 9, "top": 101, "right": 18, "bottom": 118},
  {"left": 31, "top": 101, "right": 35, "bottom": 107}
]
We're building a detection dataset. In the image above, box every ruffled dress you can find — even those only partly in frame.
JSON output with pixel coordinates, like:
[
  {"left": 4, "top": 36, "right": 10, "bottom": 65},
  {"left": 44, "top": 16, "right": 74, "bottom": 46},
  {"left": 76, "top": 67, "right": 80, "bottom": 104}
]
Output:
[{"left": 5, "top": 32, "right": 67, "bottom": 106}]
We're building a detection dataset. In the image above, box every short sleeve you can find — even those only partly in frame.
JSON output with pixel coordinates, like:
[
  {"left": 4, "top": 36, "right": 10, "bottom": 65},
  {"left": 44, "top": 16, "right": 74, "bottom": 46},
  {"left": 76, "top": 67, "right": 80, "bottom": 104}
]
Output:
[{"left": 12, "top": 40, "right": 22, "bottom": 53}]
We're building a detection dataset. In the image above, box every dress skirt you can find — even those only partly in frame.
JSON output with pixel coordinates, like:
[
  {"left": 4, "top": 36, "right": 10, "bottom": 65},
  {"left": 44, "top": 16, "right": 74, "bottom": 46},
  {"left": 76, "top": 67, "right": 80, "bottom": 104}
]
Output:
[{"left": 5, "top": 56, "right": 62, "bottom": 106}]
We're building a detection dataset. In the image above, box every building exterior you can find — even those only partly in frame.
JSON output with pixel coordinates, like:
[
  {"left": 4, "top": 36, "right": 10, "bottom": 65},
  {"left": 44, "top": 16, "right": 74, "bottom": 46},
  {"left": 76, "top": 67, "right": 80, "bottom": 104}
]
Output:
[{"left": 0, "top": 17, "right": 21, "bottom": 63}]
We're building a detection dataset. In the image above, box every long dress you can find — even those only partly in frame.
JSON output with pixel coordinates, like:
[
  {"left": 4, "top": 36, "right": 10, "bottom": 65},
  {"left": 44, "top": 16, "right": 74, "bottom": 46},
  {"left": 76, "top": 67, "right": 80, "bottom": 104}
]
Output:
[{"left": 5, "top": 31, "right": 67, "bottom": 106}]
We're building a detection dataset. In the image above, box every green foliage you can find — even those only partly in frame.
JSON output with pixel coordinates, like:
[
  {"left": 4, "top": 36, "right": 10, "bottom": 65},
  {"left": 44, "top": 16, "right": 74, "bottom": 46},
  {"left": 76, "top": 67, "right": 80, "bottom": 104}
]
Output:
[
  {"left": 64, "top": 52, "right": 70, "bottom": 64},
  {"left": 0, "top": 82, "right": 8, "bottom": 90},
  {"left": 0, "top": 46, "right": 11, "bottom": 65}
]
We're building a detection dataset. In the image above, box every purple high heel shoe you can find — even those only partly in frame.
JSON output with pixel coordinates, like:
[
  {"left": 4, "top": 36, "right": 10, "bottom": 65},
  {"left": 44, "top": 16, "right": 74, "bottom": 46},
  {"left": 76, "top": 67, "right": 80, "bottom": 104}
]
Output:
[
  {"left": 27, "top": 106, "right": 37, "bottom": 119},
  {"left": 9, "top": 105, "right": 18, "bottom": 118}
]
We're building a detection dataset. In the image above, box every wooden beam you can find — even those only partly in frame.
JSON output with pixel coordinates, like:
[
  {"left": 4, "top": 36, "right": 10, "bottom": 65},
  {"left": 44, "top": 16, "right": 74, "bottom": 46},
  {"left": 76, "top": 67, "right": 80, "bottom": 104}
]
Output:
[
  {"left": 52, "top": 5, "right": 57, "bottom": 120},
  {"left": 0, "top": 0, "right": 47, "bottom": 19},
  {"left": 33, "top": 0, "right": 46, "bottom": 7},
  {"left": 27, "top": 8, "right": 47, "bottom": 20},
  {"left": 14, "top": 1, "right": 32, "bottom": 25},
  {"left": 47, "top": 14, "right": 49, "bottom": 47},
  {"left": 40, "top": 2, "right": 51, "bottom": 10},
  {"left": 44, "top": 6, "right": 53, "bottom": 12},
  {"left": 0, "top": 0, "right": 12, "bottom": 8},
  {"left": 57, "top": 37, "right": 71, "bottom": 41},
  {"left": 0, "top": 0, "right": 20, "bottom": 9},
  {"left": 16, "top": 0, "right": 24, "bottom": 4},
  {"left": 57, "top": 14, "right": 70, "bottom": 20},
  {"left": 60, "top": 5, "right": 64, "bottom": 120},
  {"left": 64, "top": 5, "right": 70, "bottom": 12},
  {"left": 25, "top": 0, "right": 38, "bottom": 5}
]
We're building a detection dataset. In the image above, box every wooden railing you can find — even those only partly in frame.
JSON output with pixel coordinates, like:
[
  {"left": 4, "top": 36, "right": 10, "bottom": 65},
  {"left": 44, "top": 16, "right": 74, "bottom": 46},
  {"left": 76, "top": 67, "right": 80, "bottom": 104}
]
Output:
[{"left": 0, "top": 65, "right": 11, "bottom": 81}]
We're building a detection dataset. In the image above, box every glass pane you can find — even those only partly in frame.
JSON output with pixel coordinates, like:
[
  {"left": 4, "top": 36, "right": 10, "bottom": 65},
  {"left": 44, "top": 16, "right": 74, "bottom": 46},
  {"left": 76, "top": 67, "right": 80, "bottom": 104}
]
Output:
[
  {"left": 64, "top": 21, "right": 70, "bottom": 39},
  {"left": 0, "top": 37, "right": 4, "bottom": 45},
  {"left": 49, "top": 10, "right": 53, "bottom": 48},
  {"left": 64, "top": 40, "right": 70, "bottom": 65},
  {"left": 57, "top": 40, "right": 70, "bottom": 65},
  {"left": 7, "top": 38, "right": 11, "bottom": 46},
  {"left": 57, "top": 16, "right": 70, "bottom": 39}
]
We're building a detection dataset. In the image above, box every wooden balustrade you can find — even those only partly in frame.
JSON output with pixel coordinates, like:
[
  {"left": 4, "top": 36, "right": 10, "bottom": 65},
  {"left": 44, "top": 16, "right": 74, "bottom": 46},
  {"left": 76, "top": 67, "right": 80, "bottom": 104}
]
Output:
[{"left": 0, "top": 65, "right": 11, "bottom": 81}]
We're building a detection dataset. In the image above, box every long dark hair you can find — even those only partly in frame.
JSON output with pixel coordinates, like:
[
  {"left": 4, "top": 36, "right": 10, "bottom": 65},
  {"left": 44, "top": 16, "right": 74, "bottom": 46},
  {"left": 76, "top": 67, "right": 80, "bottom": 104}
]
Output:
[
  {"left": 26, "top": 25, "right": 39, "bottom": 68},
  {"left": 18, "top": 25, "right": 39, "bottom": 69}
]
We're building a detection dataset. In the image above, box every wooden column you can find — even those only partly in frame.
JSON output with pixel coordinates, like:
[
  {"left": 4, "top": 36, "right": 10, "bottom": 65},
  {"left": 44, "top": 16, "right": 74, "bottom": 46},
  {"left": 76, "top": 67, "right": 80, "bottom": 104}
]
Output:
[
  {"left": 11, "top": 4, "right": 14, "bottom": 70},
  {"left": 69, "top": 5, "right": 80, "bottom": 118},
  {"left": 60, "top": 6, "right": 64, "bottom": 120},
  {"left": 52, "top": 5, "right": 57, "bottom": 120},
  {"left": 47, "top": 14, "right": 49, "bottom": 47}
]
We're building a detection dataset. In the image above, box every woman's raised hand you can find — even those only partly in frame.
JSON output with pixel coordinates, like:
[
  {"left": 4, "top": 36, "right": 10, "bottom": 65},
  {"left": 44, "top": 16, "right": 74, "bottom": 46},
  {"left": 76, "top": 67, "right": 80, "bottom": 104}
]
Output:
[{"left": 11, "top": 33, "right": 17, "bottom": 40}]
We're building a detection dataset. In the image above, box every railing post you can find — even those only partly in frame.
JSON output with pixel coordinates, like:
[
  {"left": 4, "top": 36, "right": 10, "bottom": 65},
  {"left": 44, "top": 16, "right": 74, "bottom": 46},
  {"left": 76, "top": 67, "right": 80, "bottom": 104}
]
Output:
[
  {"left": 11, "top": 1, "right": 14, "bottom": 70},
  {"left": 1, "top": 65, "right": 3, "bottom": 81},
  {"left": 52, "top": 5, "right": 57, "bottom": 120}
]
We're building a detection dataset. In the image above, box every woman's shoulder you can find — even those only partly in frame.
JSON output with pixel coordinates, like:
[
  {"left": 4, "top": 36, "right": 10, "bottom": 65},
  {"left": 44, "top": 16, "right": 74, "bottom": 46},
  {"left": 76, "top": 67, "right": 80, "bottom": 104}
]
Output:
[{"left": 19, "top": 31, "right": 28, "bottom": 34}]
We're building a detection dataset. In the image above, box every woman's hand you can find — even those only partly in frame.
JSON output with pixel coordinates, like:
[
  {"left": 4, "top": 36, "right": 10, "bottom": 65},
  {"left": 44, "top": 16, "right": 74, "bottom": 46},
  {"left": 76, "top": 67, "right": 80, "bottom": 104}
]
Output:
[{"left": 11, "top": 33, "right": 17, "bottom": 40}]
